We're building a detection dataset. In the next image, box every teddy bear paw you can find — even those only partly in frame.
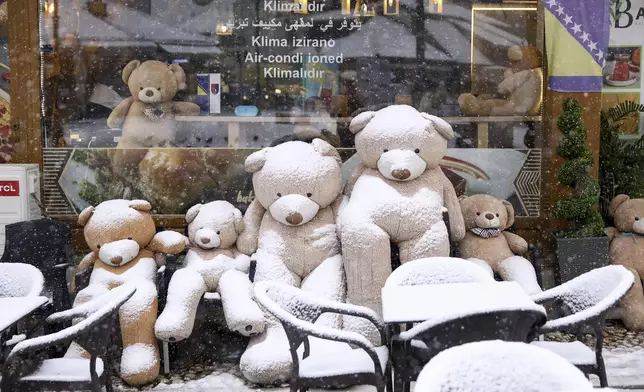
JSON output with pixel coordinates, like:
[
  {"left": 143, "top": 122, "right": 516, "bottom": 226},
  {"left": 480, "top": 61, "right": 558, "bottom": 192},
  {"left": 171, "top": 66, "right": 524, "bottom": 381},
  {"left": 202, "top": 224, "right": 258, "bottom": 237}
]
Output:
[
  {"left": 154, "top": 313, "right": 193, "bottom": 343},
  {"left": 120, "top": 343, "right": 160, "bottom": 386}
]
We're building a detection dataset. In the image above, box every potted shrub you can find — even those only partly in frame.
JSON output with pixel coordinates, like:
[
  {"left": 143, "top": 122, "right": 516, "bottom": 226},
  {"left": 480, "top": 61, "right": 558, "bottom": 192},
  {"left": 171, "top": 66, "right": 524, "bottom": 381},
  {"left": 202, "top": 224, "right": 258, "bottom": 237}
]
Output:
[{"left": 553, "top": 99, "right": 608, "bottom": 283}]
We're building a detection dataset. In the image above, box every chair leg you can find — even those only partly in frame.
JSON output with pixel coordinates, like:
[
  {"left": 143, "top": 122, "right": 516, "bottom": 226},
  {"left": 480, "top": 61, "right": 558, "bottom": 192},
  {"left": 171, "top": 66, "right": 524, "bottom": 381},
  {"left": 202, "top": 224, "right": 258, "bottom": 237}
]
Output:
[
  {"left": 597, "top": 361, "right": 609, "bottom": 388},
  {"left": 386, "top": 361, "right": 393, "bottom": 392},
  {"left": 394, "top": 368, "right": 404, "bottom": 392},
  {"left": 403, "top": 380, "right": 411, "bottom": 392},
  {"left": 290, "top": 381, "right": 299, "bottom": 392}
]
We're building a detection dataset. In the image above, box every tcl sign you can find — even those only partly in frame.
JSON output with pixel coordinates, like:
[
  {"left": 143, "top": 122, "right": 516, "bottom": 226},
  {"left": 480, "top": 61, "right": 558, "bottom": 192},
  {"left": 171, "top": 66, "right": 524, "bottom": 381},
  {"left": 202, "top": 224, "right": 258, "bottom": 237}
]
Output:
[{"left": 0, "top": 181, "right": 19, "bottom": 196}]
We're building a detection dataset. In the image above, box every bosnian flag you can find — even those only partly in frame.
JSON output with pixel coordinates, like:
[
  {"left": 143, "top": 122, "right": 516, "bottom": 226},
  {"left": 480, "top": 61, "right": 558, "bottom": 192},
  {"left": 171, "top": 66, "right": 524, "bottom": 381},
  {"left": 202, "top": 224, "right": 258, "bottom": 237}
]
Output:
[{"left": 543, "top": 0, "right": 610, "bottom": 92}]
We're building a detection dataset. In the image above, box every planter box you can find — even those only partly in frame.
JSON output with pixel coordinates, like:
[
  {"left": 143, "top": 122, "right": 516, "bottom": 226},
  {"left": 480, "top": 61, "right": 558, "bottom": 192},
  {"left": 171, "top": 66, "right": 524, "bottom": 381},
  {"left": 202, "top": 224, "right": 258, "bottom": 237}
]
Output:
[{"left": 555, "top": 236, "right": 610, "bottom": 284}]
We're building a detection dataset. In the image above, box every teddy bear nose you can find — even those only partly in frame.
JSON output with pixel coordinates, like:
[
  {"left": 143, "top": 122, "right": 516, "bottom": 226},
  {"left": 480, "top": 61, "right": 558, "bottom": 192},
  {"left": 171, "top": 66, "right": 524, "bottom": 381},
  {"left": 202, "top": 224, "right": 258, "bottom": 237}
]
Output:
[
  {"left": 286, "top": 212, "right": 303, "bottom": 225},
  {"left": 485, "top": 213, "right": 495, "bottom": 220},
  {"left": 392, "top": 169, "right": 411, "bottom": 180},
  {"left": 145, "top": 89, "right": 154, "bottom": 97},
  {"left": 201, "top": 237, "right": 210, "bottom": 244},
  {"left": 111, "top": 256, "right": 123, "bottom": 265}
]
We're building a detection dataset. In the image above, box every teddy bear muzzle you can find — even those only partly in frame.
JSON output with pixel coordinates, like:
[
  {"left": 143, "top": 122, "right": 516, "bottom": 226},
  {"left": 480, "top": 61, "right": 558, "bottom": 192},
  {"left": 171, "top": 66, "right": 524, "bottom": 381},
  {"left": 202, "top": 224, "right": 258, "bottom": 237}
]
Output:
[
  {"left": 98, "top": 239, "right": 140, "bottom": 266},
  {"left": 633, "top": 219, "right": 644, "bottom": 235},
  {"left": 269, "top": 194, "right": 319, "bottom": 227},
  {"left": 194, "top": 228, "right": 221, "bottom": 249},
  {"left": 377, "top": 150, "right": 427, "bottom": 182},
  {"left": 138, "top": 87, "right": 162, "bottom": 103},
  {"left": 475, "top": 212, "right": 501, "bottom": 229}
]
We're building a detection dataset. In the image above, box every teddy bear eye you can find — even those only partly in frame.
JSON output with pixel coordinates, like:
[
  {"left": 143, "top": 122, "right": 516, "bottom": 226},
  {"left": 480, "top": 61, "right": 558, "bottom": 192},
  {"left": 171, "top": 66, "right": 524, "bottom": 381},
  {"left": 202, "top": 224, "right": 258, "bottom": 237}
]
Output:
[
  {"left": 277, "top": 193, "right": 282, "bottom": 197},
  {"left": 414, "top": 148, "right": 420, "bottom": 153},
  {"left": 306, "top": 192, "right": 312, "bottom": 197},
  {"left": 140, "top": 87, "right": 143, "bottom": 90},
  {"left": 216, "top": 231, "right": 221, "bottom": 234},
  {"left": 157, "top": 87, "right": 161, "bottom": 91},
  {"left": 383, "top": 149, "right": 389, "bottom": 153},
  {"left": 97, "top": 245, "right": 101, "bottom": 249},
  {"left": 636, "top": 217, "right": 640, "bottom": 221},
  {"left": 496, "top": 213, "right": 499, "bottom": 217},
  {"left": 128, "top": 237, "right": 132, "bottom": 240},
  {"left": 476, "top": 212, "right": 481, "bottom": 216}
]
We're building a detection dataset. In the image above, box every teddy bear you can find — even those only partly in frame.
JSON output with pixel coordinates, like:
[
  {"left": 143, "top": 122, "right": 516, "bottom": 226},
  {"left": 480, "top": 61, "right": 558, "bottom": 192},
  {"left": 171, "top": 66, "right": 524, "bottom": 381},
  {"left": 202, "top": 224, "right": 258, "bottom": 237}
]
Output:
[
  {"left": 458, "top": 45, "right": 543, "bottom": 116},
  {"left": 340, "top": 104, "right": 465, "bottom": 342},
  {"left": 457, "top": 194, "right": 541, "bottom": 294},
  {"left": 155, "top": 200, "right": 265, "bottom": 342},
  {"left": 106, "top": 60, "right": 200, "bottom": 175},
  {"left": 236, "top": 139, "right": 346, "bottom": 384},
  {"left": 71, "top": 199, "right": 187, "bottom": 385},
  {"left": 606, "top": 194, "right": 644, "bottom": 330}
]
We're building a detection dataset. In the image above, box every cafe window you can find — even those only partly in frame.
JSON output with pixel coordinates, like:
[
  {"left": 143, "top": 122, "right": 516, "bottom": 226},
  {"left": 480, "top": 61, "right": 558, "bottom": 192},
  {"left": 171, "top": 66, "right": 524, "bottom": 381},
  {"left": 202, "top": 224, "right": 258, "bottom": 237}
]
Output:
[{"left": 39, "top": 0, "right": 543, "bottom": 217}]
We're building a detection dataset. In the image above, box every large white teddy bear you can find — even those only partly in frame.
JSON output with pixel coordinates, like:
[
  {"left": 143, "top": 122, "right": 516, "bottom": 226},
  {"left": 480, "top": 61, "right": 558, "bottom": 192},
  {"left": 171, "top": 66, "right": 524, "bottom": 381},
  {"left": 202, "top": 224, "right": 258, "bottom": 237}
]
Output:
[
  {"left": 340, "top": 105, "right": 466, "bottom": 340},
  {"left": 155, "top": 201, "right": 265, "bottom": 342},
  {"left": 237, "top": 139, "right": 346, "bottom": 384}
]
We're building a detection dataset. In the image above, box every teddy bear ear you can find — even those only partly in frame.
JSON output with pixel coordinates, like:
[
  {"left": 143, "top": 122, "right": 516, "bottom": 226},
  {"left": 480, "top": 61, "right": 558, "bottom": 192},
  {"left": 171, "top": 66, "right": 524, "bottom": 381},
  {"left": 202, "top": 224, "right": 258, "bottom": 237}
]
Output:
[
  {"left": 78, "top": 206, "right": 94, "bottom": 227},
  {"left": 311, "top": 138, "right": 341, "bottom": 163},
  {"left": 609, "top": 194, "right": 630, "bottom": 217},
  {"left": 169, "top": 64, "right": 187, "bottom": 90},
  {"left": 122, "top": 60, "right": 141, "bottom": 84},
  {"left": 185, "top": 203, "right": 203, "bottom": 224},
  {"left": 421, "top": 113, "right": 454, "bottom": 140},
  {"left": 502, "top": 200, "right": 515, "bottom": 229},
  {"left": 233, "top": 209, "right": 244, "bottom": 234},
  {"left": 458, "top": 195, "right": 468, "bottom": 202},
  {"left": 245, "top": 148, "right": 270, "bottom": 173},
  {"left": 129, "top": 200, "right": 152, "bottom": 212},
  {"left": 349, "top": 111, "right": 376, "bottom": 134}
]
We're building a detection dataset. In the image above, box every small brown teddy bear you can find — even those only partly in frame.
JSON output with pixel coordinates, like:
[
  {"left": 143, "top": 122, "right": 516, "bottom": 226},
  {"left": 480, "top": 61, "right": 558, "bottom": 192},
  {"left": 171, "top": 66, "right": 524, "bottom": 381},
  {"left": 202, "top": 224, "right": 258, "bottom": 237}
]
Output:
[
  {"left": 107, "top": 60, "right": 200, "bottom": 174},
  {"left": 458, "top": 46, "right": 543, "bottom": 116},
  {"left": 458, "top": 194, "right": 541, "bottom": 294},
  {"left": 606, "top": 194, "right": 644, "bottom": 330},
  {"left": 155, "top": 201, "right": 265, "bottom": 342},
  {"left": 72, "top": 199, "right": 187, "bottom": 385}
]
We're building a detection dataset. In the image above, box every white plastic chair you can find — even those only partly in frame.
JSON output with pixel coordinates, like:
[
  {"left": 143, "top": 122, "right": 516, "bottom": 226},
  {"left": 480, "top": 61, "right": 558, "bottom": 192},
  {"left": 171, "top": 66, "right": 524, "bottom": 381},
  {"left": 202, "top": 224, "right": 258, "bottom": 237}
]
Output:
[
  {"left": 0, "top": 263, "right": 45, "bottom": 297},
  {"left": 253, "top": 281, "right": 390, "bottom": 392},
  {"left": 414, "top": 340, "right": 595, "bottom": 392},
  {"left": 530, "top": 265, "right": 634, "bottom": 387}
]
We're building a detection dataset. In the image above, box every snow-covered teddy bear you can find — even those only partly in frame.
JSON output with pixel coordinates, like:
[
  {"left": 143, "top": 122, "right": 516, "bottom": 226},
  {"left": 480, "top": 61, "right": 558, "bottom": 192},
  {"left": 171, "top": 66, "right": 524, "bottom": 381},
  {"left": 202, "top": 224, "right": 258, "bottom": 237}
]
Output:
[
  {"left": 155, "top": 201, "right": 265, "bottom": 342},
  {"left": 458, "top": 194, "right": 541, "bottom": 294},
  {"left": 606, "top": 195, "right": 644, "bottom": 330},
  {"left": 237, "top": 139, "right": 345, "bottom": 384},
  {"left": 73, "top": 199, "right": 187, "bottom": 385},
  {"left": 340, "top": 105, "right": 465, "bottom": 340}
]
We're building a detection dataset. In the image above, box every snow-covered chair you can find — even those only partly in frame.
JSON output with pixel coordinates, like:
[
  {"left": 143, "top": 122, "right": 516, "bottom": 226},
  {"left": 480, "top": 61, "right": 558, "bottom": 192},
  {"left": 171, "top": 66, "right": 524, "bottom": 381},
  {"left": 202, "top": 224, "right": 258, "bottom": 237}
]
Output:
[
  {"left": 1, "top": 284, "right": 136, "bottom": 392},
  {"left": 414, "top": 340, "right": 595, "bottom": 392},
  {"left": 0, "top": 262, "right": 45, "bottom": 297},
  {"left": 253, "top": 281, "right": 390, "bottom": 392},
  {"left": 1, "top": 219, "right": 72, "bottom": 312},
  {"left": 530, "top": 265, "right": 634, "bottom": 388}
]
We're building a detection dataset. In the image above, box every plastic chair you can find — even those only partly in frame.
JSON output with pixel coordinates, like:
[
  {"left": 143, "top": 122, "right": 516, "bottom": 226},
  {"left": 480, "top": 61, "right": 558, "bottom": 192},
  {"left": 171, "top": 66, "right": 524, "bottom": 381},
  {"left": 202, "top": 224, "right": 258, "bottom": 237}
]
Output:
[
  {"left": 0, "top": 219, "right": 72, "bottom": 313},
  {"left": 0, "top": 263, "right": 45, "bottom": 297},
  {"left": 414, "top": 340, "right": 595, "bottom": 392},
  {"left": 530, "top": 265, "right": 634, "bottom": 388},
  {"left": 253, "top": 281, "right": 390, "bottom": 392},
  {"left": 1, "top": 284, "right": 136, "bottom": 392}
]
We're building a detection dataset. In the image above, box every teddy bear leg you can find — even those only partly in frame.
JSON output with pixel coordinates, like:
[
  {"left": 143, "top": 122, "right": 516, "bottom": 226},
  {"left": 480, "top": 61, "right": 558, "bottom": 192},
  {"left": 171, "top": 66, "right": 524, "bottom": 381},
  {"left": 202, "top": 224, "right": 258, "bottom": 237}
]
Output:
[
  {"left": 240, "top": 251, "right": 300, "bottom": 384},
  {"left": 468, "top": 258, "right": 495, "bottom": 277},
  {"left": 155, "top": 268, "right": 207, "bottom": 342},
  {"left": 619, "top": 267, "right": 644, "bottom": 331},
  {"left": 218, "top": 269, "right": 265, "bottom": 336},
  {"left": 458, "top": 93, "right": 482, "bottom": 116},
  {"left": 119, "top": 280, "right": 160, "bottom": 386},
  {"left": 497, "top": 256, "right": 542, "bottom": 294},
  {"left": 301, "top": 254, "right": 345, "bottom": 328},
  {"left": 398, "top": 222, "right": 450, "bottom": 263}
]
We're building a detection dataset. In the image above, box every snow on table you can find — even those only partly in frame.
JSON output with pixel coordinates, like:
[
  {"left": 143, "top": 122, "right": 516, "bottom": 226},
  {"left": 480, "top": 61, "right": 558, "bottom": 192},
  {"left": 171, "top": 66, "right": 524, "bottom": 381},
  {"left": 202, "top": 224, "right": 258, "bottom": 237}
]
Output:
[
  {"left": 0, "top": 296, "right": 49, "bottom": 332},
  {"left": 381, "top": 281, "right": 545, "bottom": 324}
]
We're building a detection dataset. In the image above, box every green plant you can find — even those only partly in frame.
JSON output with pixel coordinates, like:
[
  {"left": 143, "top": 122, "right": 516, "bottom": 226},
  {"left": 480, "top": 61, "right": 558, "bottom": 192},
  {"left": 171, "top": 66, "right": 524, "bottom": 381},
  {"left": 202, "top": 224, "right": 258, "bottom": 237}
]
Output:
[
  {"left": 599, "top": 101, "right": 644, "bottom": 221},
  {"left": 553, "top": 99, "right": 605, "bottom": 238}
]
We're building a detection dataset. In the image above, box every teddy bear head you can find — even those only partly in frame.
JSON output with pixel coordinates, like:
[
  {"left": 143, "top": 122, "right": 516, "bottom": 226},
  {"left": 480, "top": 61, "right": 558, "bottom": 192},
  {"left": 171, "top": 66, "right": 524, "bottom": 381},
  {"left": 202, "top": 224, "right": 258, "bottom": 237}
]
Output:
[
  {"left": 459, "top": 194, "right": 515, "bottom": 231},
  {"left": 245, "top": 139, "right": 342, "bottom": 227},
  {"left": 185, "top": 201, "right": 244, "bottom": 250},
  {"left": 507, "top": 45, "right": 542, "bottom": 72},
  {"left": 349, "top": 105, "right": 454, "bottom": 182},
  {"left": 609, "top": 194, "right": 644, "bottom": 235},
  {"left": 78, "top": 199, "right": 157, "bottom": 267},
  {"left": 122, "top": 60, "right": 187, "bottom": 104}
]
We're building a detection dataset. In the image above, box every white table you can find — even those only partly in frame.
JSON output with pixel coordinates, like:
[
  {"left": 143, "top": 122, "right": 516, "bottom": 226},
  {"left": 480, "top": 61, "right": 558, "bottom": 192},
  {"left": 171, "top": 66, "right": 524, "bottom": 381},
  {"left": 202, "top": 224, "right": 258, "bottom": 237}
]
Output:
[
  {"left": 382, "top": 281, "right": 545, "bottom": 324},
  {"left": 0, "top": 296, "right": 50, "bottom": 333}
]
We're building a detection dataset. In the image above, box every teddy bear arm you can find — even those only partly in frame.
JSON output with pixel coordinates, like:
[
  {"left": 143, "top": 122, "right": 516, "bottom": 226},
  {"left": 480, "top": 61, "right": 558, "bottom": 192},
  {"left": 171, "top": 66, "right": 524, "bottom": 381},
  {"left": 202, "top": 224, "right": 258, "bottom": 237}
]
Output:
[
  {"left": 147, "top": 231, "right": 188, "bottom": 255},
  {"left": 77, "top": 252, "right": 97, "bottom": 273},
  {"left": 605, "top": 226, "right": 619, "bottom": 241},
  {"left": 232, "top": 250, "right": 252, "bottom": 273},
  {"left": 107, "top": 97, "right": 134, "bottom": 129},
  {"left": 502, "top": 231, "right": 529, "bottom": 255},
  {"left": 237, "top": 198, "right": 265, "bottom": 255},
  {"left": 442, "top": 173, "right": 466, "bottom": 242},
  {"left": 172, "top": 101, "right": 201, "bottom": 116}
]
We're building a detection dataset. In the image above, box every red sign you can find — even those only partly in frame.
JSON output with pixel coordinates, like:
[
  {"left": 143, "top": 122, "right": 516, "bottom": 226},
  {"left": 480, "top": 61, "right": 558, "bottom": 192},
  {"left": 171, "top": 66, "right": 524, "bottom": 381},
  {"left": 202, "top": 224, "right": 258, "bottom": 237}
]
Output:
[{"left": 0, "top": 180, "right": 19, "bottom": 196}]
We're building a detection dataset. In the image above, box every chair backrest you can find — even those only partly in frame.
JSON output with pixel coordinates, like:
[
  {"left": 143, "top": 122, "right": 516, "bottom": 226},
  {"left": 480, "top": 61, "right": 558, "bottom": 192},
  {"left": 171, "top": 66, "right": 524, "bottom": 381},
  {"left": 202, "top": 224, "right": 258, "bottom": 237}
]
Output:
[
  {"left": 254, "top": 281, "right": 326, "bottom": 325},
  {"left": 0, "top": 263, "right": 45, "bottom": 297},
  {"left": 0, "top": 219, "right": 71, "bottom": 269},
  {"left": 415, "top": 340, "right": 595, "bottom": 392},
  {"left": 385, "top": 257, "right": 495, "bottom": 288},
  {"left": 532, "top": 265, "right": 634, "bottom": 330}
]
